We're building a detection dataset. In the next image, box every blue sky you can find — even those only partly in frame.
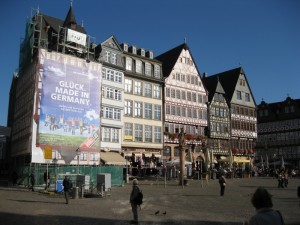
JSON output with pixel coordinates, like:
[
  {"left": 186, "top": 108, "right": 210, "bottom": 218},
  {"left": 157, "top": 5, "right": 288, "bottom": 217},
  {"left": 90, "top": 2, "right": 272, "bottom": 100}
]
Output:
[{"left": 0, "top": 0, "right": 299, "bottom": 126}]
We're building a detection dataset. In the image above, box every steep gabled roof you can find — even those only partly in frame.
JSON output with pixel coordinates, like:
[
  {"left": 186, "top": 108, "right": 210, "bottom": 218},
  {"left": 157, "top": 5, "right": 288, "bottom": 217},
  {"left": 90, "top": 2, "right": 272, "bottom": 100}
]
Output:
[
  {"left": 156, "top": 43, "right": 201, "bottom": 78},
  {"left": 202, "top": 75, "right": 226, "bottom": 103},
  {"left": 63, "top": 5, "right": 77, "bottom": 27},
  {"left": 208, "top": 67, "right": 256, "bottom": 106},
  {"left": 40, "top": 5, "right": 86, "bottom": 39},
  {"left": 208, "top": 67, "right": 242, "bottom": 101}
]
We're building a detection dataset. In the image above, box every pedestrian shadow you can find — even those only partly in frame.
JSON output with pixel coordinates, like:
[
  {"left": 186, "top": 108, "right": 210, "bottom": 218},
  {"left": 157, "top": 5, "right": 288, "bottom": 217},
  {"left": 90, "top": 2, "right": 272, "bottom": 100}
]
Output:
[
  {"left": 0, "top": 211, "right": 250, "bottom": 225},
  {"left": 8, "top": 199, "right": 63, "bottom": 205}
]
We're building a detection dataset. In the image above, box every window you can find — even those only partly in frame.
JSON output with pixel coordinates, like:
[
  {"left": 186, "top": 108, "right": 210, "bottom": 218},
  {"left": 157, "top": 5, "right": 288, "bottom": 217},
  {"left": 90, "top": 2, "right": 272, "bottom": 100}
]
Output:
[
  {"left": 236, "top": 91, "right": 242, "bottom": 100},
  {"left": 145, "top": 62, "right": 151, "bottom": 76},
  {"left": 182, "top": 91, "right": 186, "bottom": 100},
  {"left": 114, "top": 109, "right": 121, "bottom": 120},
  {"left": 188, "top": 108, "right": 192, "bottom": 117},
  {"left": 245, "top": 93, "right": 250, "bottom": 102},
  {"left": 102, "top": 68, "right": 122, "bottom": 83},
  {"left": 176, "top": 90, "right": 181, "bottom": 99},
  {"left": 114, "top": 71, "right": 122, "bottom": 83},
  {"left": 187, "top": 92, "right": 191, "bottom": 101},
  {"left": 198, "top": 94, "right": 202, "bottom": 103},
  {"left": 145, "top": 103, "right": 152, "bottom": 119},
  {"left": 135, "top": 102, "right": 143, "bottom": 117},
  {"left": 132, "top": 46, "right": 137, "bottom": 54},
  {"left": 134, "top": 81, "right": 142, "bottom": 95},
  {"left": 198, "top": 110, "right": 203, "bottom": 119},
  {"left": 105, "top": 107, "right": 113, "bottom": 119},
  {"left": 187, "top": 75, "right": 190, "bottom": 83},
  {"left": 145, "top": 125, "right": 152, "bottom": 142},
  {"left": 114, "top": 89, "right": 121, "bottom": 100},
  {"left": 166, "top": 88, "right": 170, "bottom": 97},
  {"left": 125, "top": 79, "right": 132, "bottom": 93},
  {"left": 192, "top": 93, "right": 196, "bottom": 102},
  {"left": 90, "top": 153, "right": 97, "bottom": 161},
  {"left": 125, "top": 100, "right": 133, "bottom": 116},
  {"left": 103, "top": 127, "right": 110, "bottom": 142},
  {"left": 145, "top": 83, "right": 152, "bottom": 97},
  {"left": 181, "top": 74, "right": 185, "bottom": 82},
  {"left": 166, "top": 104, "right": 170, "bottom": 114},
  {"left": 105, "top": 51, "right": 110, "bottom": 63},
  {"left": 176, "top": 73, "right": 180, "bottom": 80},
  {"left": 176, "top": 106, "right": 181, "bottom": 116},
  {"left": 191, "top": 76, "right": 194, "bottom": 84},
  {"left": 111, "top": 53, "right": 116, "bottom": 64},
  {"left": 106, "top": 88, "right": 113, "bottom": 99},
  {"left": 149, "top": 51, "right": 153, "bottom": 59},
  {"left": 240, "top": 79, "right": 246, "bottom": 86},
  {"left": 171, "top": 106, "right": 175, "bottom": 115},
  {"left": 154, "top": 126, "right": 162, "bottom": 143},
  {"left": 136, "top": 60, "right": 142, "bottom": 73},
  {"left": 126, "top": 57, "right": 132, "bottom": 70},
  {"left": 125, "top": 123, "right": 133, "bottom": 136},
  {"left": 111, "top": 128, "right": 119, "bottom": 142},
  {"left": 154, "top": 65, "right": 160, "bottom": 78},
  {"left": 171, "top": 89, "right": 175, "bottom": 98},
  {"left": 153, "top": 85, "right": 161, "bottom": 99},
  {"left": 141, "top": 49, "right": 145, "bottom": 57},
  {"left": 154, "top": 105, "right": 161, "bottom": 120},
  {"left": 135, "top": 124, "right": 143, "bottom": 142},
  {"left": 193, "top": 109, "right": 197, "bottom": 118},
  {"left": 182, "top": 108, "right": 186, "bottom": 117}
]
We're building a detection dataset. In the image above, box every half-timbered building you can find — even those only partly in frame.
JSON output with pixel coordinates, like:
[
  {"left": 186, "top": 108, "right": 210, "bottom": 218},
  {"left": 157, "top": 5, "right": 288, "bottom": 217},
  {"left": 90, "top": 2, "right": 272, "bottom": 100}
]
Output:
[
  {"left": 208, "top": 67, "right": 257, "bottom": 165},
  {"left": 202, "top": 76, "right": 231, "bottom": 162},
  {"left": 256, "top": 97, "right": 300, "bottom": 168},
  {"left": 156, "top": 43, "right": 208, "bottom": 163}
]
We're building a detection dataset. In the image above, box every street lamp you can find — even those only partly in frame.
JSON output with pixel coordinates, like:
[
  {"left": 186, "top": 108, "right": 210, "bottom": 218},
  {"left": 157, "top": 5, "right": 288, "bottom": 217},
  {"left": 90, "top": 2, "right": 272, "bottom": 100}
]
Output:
[
  {"left": 76, "top": 148, "right": 81, "bottom": 175},
  {"left": 125, "top": 149, "right": 129, "bottom": 184}
]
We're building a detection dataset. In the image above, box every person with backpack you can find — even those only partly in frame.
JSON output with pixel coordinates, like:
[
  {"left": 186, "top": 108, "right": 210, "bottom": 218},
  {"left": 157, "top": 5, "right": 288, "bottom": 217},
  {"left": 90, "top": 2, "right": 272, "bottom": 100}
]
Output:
[
  {"left": 130, "top": 178, "right": 142, "bottom": 224},
  {"left": 63, "top": 176, "right": 72, "bottom": 204},
  {"left": 219, "top": 173, "right": 226, "bottom": 196}
]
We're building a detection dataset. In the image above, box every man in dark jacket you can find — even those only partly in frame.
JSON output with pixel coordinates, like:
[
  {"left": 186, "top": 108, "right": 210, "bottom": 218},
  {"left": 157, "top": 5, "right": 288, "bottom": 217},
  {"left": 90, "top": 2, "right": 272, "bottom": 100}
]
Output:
[
  {"left": 219, "top": 174, "right": 226, "bottom": 196},
  {"left": 63, "top": 176, "right": 72, "bottom": 204},
  {"left": 130, "top": 178, "right": 140, "bottom": 224}
]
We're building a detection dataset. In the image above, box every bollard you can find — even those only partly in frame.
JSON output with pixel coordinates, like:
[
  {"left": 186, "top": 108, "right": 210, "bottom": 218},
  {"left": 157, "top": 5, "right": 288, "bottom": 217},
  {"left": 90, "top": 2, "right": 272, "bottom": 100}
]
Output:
[{"left": 72, "top": 187, "right": 79, "bottom": 199}]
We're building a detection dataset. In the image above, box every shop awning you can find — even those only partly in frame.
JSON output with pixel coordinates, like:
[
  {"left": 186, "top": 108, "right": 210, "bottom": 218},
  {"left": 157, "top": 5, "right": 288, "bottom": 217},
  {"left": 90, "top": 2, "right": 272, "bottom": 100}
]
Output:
[{"left": 101, "top": 152, "right": 128, "bottom": 166}]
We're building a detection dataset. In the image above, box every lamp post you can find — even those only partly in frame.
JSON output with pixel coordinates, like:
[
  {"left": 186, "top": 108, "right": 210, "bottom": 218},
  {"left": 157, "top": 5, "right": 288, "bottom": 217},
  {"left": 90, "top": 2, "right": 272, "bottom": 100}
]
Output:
[
  {"left": 125, "top": 149, "right": 129, "bottom": 184},
  {"left": 76, "top": 148, "right": 81, "bottom": 175}
]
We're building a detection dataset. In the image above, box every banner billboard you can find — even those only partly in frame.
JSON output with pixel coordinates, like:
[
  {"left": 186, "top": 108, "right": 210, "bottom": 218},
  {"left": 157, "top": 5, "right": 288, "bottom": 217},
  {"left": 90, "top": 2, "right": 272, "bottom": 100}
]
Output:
[{"left": 35, "top": 50, "right": 101, "bottom": 163}]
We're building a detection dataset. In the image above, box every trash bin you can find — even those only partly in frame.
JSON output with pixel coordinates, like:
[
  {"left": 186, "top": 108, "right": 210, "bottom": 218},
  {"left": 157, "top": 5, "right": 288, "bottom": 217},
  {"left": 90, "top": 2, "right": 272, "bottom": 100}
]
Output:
[
  {"left": 72, "top": 187, "right": 79, "bottom": 199},
  {"left": 211, "top": 172, "right": 216, "bottom": 180}
]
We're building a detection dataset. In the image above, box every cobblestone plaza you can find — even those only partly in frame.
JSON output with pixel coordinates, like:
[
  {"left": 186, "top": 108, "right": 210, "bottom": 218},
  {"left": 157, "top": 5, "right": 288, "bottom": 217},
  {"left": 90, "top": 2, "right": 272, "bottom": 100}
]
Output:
[{"left": 0, "top": 177, "right": 299, "bottom": 225}]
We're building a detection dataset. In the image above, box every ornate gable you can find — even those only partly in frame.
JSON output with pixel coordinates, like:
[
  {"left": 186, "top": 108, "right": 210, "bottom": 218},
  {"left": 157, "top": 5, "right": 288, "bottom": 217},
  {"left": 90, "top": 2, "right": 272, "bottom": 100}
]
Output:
[{"left": 102, "top": 36, "right": 122, "bottom": 52}]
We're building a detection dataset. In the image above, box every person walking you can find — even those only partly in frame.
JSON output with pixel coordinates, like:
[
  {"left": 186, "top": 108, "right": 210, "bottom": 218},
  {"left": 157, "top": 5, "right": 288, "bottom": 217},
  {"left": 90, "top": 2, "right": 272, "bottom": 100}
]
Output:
[
  {"left": 130, "top": 178, "right": 140, "bottom": 224},
  {"left": 219, "top": 173, "right": 226, "bottom": 196},
  {"left": 44, "top": 171, "right": 50, "bottom": 190},
  {"left": 30, "top": 172, "right": 35, "bottom": 191},
  {"left": 63, "top": 176, "right": 72, "bottom": 204},
  {"left": 244, "top": 187, "right": 285, "bottom": 225}
]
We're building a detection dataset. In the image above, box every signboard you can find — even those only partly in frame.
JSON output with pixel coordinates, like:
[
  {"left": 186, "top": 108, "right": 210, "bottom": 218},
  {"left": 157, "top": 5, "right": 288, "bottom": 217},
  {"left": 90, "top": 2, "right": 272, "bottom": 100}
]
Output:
[
  {"left": 37, "top": 50, "right": 102, "bottom": 153},
  {"left": 67, "top": 29, "right": 87, "bottom": 46},
  {"left": 44, "top": 146, "right": 52, "bottom": 159}
]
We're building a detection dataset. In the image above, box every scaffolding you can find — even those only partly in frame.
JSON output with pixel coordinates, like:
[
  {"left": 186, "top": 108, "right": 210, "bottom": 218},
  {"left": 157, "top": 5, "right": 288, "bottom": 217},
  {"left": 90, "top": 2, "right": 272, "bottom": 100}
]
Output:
[{"left": 19, "top": 8, "right": 96, "bottom": 73}]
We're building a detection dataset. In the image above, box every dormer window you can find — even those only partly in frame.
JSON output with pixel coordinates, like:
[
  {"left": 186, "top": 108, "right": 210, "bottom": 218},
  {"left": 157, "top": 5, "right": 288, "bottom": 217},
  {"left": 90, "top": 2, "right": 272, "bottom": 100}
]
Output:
[
  {"left": 122, "top": 43, "right": 128, "bottom": 52},
  {"left": 146, "top": 51, "right": 154, "bottom": 59},
  {"left": 132, "top": 46, "right": 136, "bottom": 54},
  {"left": 141, "top": 49, "right": 145, "bottom": 57},
  {"left": 149, "top": 51, "right": 153, "bottom": 59}
]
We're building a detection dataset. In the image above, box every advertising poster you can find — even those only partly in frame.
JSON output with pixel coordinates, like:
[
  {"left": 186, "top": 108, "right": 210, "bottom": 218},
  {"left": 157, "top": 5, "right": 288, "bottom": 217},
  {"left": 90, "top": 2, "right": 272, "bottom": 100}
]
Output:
[{"left": 37, "top": 51, "right": 101, "bottom": 156}]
